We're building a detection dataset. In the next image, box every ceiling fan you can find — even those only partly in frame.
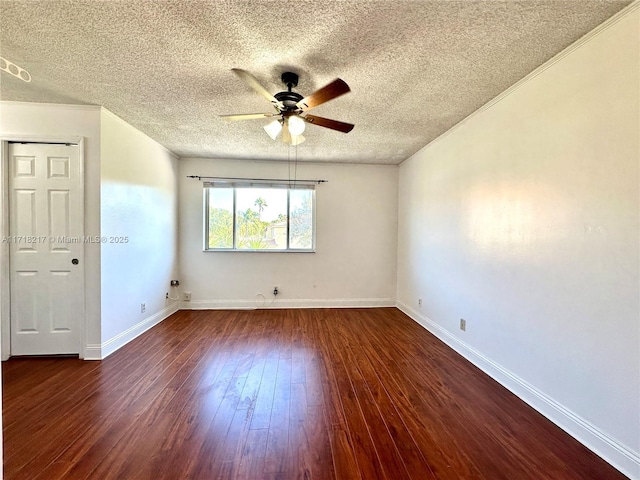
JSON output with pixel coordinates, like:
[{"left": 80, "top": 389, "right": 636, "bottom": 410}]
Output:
[{"left": 220, "top": 69, "right": 354, "bottom": 145}]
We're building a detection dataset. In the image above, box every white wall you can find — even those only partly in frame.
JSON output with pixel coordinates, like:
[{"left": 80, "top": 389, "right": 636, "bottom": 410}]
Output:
[
  {"left": 0, "top": 102, "right": 103, "bottom": 357},
  {"left": 397, "top": 5, "right": 639, "bottom": 478},
  {"left": 178, "top": 158, "right": 398, "bottom": 308},
  {"left": 100, "top": 109, "right": 179, "bottom": 356}
]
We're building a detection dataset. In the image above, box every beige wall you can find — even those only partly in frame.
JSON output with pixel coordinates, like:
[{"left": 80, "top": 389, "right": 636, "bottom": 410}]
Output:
[
  {"left": 397, "top": 5, "right": 639, "bottom": 477},
  {"left": 178, "top": 158, "right": 398, "bottom": 308},
  {"left": 100, "top": 109, "right": 179, "bottom": 356}
]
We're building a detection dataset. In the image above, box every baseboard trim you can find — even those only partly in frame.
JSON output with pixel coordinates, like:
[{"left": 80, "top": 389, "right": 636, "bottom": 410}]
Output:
[
  {"left": 84, "top": 302, "right": 180, "bottom": 360},
  {"left": 83, "top": 344, "right": 102, "bottom": 360},
  {"left": 180, "top": 297, "right": 396, "bottom": 310},
  {"left": 82, "top": 299, "right": 393, "bottom": 358},
  {"left": 396, "top": 301, "right": 640, "bottom": 480}
]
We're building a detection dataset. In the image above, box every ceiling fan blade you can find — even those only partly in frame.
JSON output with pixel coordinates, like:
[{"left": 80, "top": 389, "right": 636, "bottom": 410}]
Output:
[
  {"left": 281, "top": 121, "right": 291, "bottom": 144},
  {"left": 296, "top": 78, "right": 350, "bottom": 112},
  {"left": 232, "top": 69, "right": 284, "bottom": 110},
  {"left": 219, "top": 113, "right": 277, "bottom": 121},
  {"left": 303, "top": 114, "right": 354, "bottom": 133}
]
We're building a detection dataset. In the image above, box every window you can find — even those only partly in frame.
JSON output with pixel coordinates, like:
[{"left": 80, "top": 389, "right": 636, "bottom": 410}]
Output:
[{"left": 204, "top": 181, "right": 315, "bottom": 252}]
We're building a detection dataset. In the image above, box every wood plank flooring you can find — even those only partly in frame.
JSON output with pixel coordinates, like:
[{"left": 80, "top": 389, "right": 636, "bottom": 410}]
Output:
[{"left": 2, "top": 308, "right": 628, "bottom": 479}]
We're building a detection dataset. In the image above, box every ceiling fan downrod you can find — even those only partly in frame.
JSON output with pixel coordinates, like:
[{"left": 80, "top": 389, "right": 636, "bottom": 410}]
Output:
[{"left": 281, "top": 71, "right": 298, "bottom": 92}]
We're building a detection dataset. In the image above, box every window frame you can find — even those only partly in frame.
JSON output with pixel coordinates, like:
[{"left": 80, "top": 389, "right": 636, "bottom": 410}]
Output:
[{"left": 203, "top": 182, "right": 316, "bottom": 253}]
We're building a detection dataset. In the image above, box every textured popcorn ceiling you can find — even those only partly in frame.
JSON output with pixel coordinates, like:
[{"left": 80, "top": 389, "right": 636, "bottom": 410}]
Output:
[{"left": 0, "top": 0, "right": 632, "bottom": 164}]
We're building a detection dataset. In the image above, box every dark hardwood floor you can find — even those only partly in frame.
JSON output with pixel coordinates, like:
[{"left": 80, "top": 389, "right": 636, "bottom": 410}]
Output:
[{"left": 2, "top": 308, "right": 628, "bottom": 479}]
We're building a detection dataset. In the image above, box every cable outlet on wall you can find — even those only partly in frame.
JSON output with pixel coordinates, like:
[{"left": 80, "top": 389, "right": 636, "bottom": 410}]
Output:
[
  {"left": 183, "top": 292, "right": 191, "bottom": 301},
  {"left": 170, "top": 279, "right": 180, "bottom": 286},
  {"left": 460, "top": 318, "right": 466, "bottom": 331},
  {"left": 141, "top": 302, "right": 146, "bottom": 314}
]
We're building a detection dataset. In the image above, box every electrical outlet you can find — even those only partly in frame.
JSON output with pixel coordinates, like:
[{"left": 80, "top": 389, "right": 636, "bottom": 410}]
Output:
[
  {"left": 184, "top": 291, "right": 191, "bottom": 301},
  {"left": 141, "top": 303, "right": 146, "bottom": 313},
  {"left": 273, "top": 286, "right": 279, "bottom": 296},
  {"left": 460, "top": 318, "right": 466, "bottom": 331},
  {"left": 165, "top": 292, "right": 169, "bottom": 299},
  {"left": 418, "top": 297, "right": 422, "bottom": 307}
]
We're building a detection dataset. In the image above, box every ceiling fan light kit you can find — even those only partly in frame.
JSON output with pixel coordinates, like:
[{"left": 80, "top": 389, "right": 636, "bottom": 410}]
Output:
[
  {"left": 287, "top": 115, "right": 306, "bottom": 136},
  {"left": 220, "top": 69, "right": 354, "bottom": 145},
  {"left": 263, "top": 119, "right": 283, "bottom": 140}
]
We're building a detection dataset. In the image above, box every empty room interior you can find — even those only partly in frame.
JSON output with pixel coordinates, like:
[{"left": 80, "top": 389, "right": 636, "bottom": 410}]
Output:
[{"left": 0, "top": 0, "right": 638, "bottom": 479}]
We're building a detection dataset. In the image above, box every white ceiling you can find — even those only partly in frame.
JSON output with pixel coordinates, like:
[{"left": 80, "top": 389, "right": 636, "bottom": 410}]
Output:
[{"left": 0, "top": 0, "right": 632, "bottom": 164}]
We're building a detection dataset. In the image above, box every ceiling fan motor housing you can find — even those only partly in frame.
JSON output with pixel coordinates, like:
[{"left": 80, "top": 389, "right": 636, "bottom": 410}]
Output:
[
  {"left": 276, "top": 72, "right": 303, "bottom": 111},
  {"left": 275, "top": 91, "right": 303, "bottom": 110}
]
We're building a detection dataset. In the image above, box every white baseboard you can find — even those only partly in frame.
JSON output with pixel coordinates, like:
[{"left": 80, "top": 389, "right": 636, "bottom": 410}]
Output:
[
  {"left": 396, "top": 300, "right": 640, "bottom": 480},
  {"left": 82, "top": 298, "right": 392, "bottom": 358},
  {"left": 82, "top": 343, "right": 102, "bottom": 360},
  {"left": 180, "top": 297, "right": 396, "bottom": 310},
  {"left": 84, "top": 302, "right": 180, "bottom": 360}
]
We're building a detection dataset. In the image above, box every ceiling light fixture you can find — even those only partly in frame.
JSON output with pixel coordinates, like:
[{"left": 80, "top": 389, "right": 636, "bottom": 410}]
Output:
[
  {"left": 290, "top": 134, "right": 305, "bottom": 146},
  {"left": 287, "top": 115, "right": 306, "bottom": 136},
  {"left": 263, "top": 119, "right": 282, "bottom": 140}
]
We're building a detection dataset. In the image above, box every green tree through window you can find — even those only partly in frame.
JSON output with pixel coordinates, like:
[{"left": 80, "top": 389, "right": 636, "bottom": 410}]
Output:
[{"left": 205, "top": 185, "right": 315, "bottom": 251}]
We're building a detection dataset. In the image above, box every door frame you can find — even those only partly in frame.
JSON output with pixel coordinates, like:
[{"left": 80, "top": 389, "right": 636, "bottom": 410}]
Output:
[{"left": 0, "top": 135, "right": 86, "bottom": 360}]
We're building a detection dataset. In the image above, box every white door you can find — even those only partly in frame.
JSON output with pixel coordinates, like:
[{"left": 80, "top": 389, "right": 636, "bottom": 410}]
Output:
[{"left": 9, "top": 142, "right": 83, "bottom": 355}]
